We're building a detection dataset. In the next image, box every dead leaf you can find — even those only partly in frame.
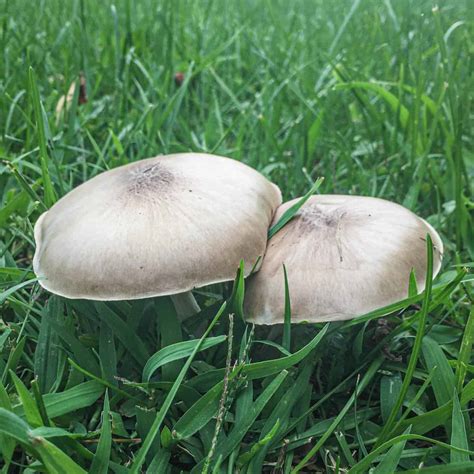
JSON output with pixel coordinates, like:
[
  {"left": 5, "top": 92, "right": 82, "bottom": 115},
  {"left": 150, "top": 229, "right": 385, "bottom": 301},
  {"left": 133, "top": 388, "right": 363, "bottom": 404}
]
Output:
[{"left": 55, "top": 72, "right": 87, "bottom": 122}]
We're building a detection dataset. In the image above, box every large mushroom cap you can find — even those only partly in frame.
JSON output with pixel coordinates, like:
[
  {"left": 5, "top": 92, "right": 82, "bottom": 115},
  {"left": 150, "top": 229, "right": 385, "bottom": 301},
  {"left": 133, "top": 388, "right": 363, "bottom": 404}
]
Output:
[
  {"left": 244, "top": 195, "right": 443, "bottom": 324},
  {"left": 33, "top": 153, "right": 282, "bottom": 300}
]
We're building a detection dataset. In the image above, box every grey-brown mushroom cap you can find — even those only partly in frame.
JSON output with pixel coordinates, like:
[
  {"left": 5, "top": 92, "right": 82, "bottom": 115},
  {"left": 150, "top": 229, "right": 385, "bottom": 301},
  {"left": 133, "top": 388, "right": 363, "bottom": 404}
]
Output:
[
  {"left": 33, "top": 153, "right": 282, "bottom": 300},
  {"left": 244, "top": 195, "right": 443, "bottom": 324}
]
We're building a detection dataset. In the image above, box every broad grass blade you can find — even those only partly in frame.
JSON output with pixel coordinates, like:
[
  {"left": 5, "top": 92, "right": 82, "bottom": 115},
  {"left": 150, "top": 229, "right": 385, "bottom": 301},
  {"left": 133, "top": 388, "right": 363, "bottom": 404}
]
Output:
[
  {"left": 143, "top": 336, "right": 226, "bottom": 382},
  {"left": 90, "top": 392, "right": 112, "bottom": 474}
]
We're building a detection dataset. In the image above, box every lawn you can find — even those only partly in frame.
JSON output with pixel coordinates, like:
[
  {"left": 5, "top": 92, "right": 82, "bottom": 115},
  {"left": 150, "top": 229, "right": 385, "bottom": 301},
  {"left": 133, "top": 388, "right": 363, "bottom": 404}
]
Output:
[{"left": 0, "top": 0, "right": 473, "bottom": 472}]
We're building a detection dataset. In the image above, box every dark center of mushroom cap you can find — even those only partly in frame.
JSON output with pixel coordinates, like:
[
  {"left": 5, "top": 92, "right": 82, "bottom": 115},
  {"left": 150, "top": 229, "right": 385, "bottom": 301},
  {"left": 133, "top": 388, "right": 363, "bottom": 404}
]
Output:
[
  {"left": 299, "top": 203, "right": 347, "bottom": 230},
  {"left": 126, "top": 162, "right": 176, "bottom": 198}
]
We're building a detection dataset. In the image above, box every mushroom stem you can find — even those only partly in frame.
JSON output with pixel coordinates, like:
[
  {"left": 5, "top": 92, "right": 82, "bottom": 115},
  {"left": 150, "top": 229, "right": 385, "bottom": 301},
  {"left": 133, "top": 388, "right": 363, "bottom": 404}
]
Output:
[{"left": 171, "top": 291, "right": 201, "bottom": 321}]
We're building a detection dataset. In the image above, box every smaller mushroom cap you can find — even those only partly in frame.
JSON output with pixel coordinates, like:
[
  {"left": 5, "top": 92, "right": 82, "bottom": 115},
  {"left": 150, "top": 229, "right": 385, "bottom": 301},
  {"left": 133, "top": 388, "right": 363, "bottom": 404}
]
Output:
[
  {"left": 33, "top": 153, "right": 282, "bottom": 300},
  {"left": 244, "top": 195, "right": 443, "bottom": 324}
]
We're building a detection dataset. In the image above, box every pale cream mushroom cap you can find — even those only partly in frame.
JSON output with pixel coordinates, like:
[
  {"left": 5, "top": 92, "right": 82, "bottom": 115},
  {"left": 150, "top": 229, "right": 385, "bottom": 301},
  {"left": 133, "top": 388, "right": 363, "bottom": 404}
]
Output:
[
  {"left": 244, "top": 195, "right": 443, "bottom": 324},
  {"left": 33, "top": 153, "right": 282, "bottom": 300}
]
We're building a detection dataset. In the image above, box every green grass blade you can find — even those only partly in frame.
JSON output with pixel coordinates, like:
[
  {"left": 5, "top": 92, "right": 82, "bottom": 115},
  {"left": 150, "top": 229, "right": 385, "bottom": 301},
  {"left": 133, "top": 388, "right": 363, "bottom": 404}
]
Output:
[
  {"left": 252, "top": 340, "right": 291, "bottom": 356},
  {"left": 0, "top": 279, "right": 38, "bottom": 305},
  {"left": 34, "top": 296, "right": 65, "bottom": 393},
  {"left": 292, "top": 357, "right": 384, "bottom": 473},
  {"left": 173, "top": 367, "right": 241, "bottom": 440},
  {"left": 68, "top": 358, "right": 140, "bottom": 402},
  {"left": 0, "top": 189, "right": 30, "bottom": 228},
  {"left": 47, "top": 315, "right": 101, "bottom": 376},
  {"left": 10, "top": 371, "right": 42, "bottom": 426},
  {"left": 0, "top": 407, "right": 32, "bottom": 444},
  {"left": 372, "top": 426, "right": 411, "bottom": 474},
  {"left": 89, "top": 391, "right": 112, "bottom": 474},
  {"left": 408, "top": 269, "right": 418, "bottom": 297},
  {"left": 31, "top": 379, "right": 51, "bottom": 426},
  {"left": 229, "top": 260, "right": 245, "bottom": 321},
  {"left": 188, "top": 323, "right": 329, "bottom": 390},
  {"left": 135, "top": 406, "right": 160, "bottom": 460},
  {"left": 344, "top": 267, "right": 467, "bottom": 328},
  {"left": 286, "top": 406, "right": 368, "bottom": 458},
  {"left": 146, "top": 448, "right": 171, "bottom": 473},
  {"left": 450, "top": 389, "right": 469, "bottom": 463},
  {"left": 143, "top": 336, "right": 227, "bottom": 382},
  {"left": 0, "top": 382, "right": 15, "bottom": 467},
  {"left": 282, "top": 264, "right": 291, "bottom": 352},
  {"left": 243, "top": 323, "right": 328, "bottom": 380},
  {"left": 0, "top": 160, "right": 46, "bottom": 214},
  {"left": 29, "top": 427, "right": 82, "bottom": 439},
  {"left": 334, "top": 80, "right": 412, "bottom": 131},
  {"left": 380, "top": 374, "right": 402, "bottom": 424},
  {"left": 399, "top": 379, "right": 474, "bottom": 435},
  {"left": 156, "top": 296, "right": 182, "bottom": 380},
  {"left": 28, "top": 67, "right": 56, "bottom": 207},
  {"left": 250, "top": 362, "right": 315, "bottom": 471},
  {"left": 33, "top": 437, "right": 87, "bottom": 474},
  {"left": 0, "top": 329, "right": 12, "bottom": 352},
  {"left": 237, "top": 420, "right": 280, "bottom": 467},
  {"left": 422, "top": 336, "right": 455, "bottom": 407},
  {"left": 99, "top": 321, "right": 117, "bottom": 386},
  {"left": 349, "top": 434, "right": 474, "bottom": 473},
  {"left": 85, "top": 129, "right": 109, "bottom": 171},
  {"left": 400, "top": 462, "right": 474, "bottom": 473},
  {"left": 198, "top": 370, "right": 288, "bottom": 471},
  {"left": 374, "top": 235, "right": 434, "bottom": 447},
  {"left": 268, "top": 177, "right": 324, "bottom": 239},
  {"left": 389, "top": 366, "right": 436, "bottom": 436},
  {"left": 14, "top": 380, "right": 104, "bottom": 419},
  {"left": 1, "top": 337, "right": 26, "bottom": 385},
  {"left": 94, "top": 302, "right": 149, "bottom": 366},
  {"left": 130, "top": 301, "right": 227, "bottom": 473},
  {"left": 456, "top": 305, "right": 474, "bottom": 392},
  {"left": 0, "top": 408, "right": 87, "bottom": 473}
]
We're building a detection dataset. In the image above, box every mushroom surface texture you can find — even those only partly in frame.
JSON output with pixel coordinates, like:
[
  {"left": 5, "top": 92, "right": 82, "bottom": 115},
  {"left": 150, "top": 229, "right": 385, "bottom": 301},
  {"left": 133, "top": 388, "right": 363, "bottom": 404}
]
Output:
[
  {"left": 33, "top": 153, "right": 282, "bottom": 300},
  {"left": 244, "top": 195, "right": 443, "bottom": 324}
]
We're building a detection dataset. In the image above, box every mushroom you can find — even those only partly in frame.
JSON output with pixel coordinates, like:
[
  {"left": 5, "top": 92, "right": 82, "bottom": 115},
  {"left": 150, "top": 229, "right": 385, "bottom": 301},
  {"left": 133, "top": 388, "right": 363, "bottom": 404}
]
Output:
[
  {"left": 244, "top": 195, "right": 443, "bottom": 324},
  {"left": 33, "top": 153, "right": 282, "bottom": 315}
]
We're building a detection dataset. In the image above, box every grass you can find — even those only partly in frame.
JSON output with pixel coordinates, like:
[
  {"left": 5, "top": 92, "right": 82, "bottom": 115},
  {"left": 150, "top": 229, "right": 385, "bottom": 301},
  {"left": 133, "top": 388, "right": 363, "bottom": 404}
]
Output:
[{"left": 0, "top": 0, "right": 473, "bottom": 472}]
